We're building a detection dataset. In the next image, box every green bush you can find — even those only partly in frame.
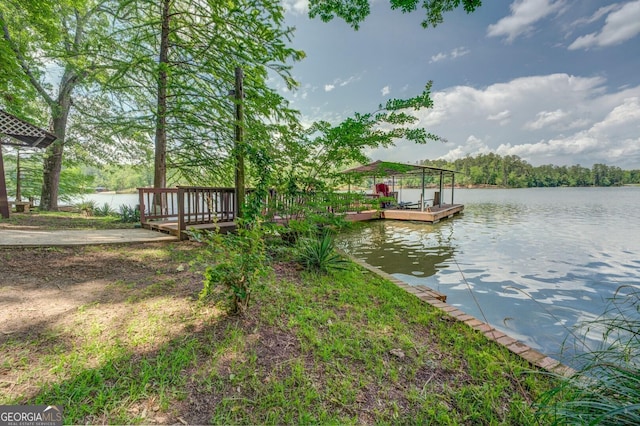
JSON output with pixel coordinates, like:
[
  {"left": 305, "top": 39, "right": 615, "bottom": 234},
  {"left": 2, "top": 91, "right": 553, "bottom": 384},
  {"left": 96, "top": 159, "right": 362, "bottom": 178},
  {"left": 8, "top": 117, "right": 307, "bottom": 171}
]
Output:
[
  {"left": 297, "top": 230, "right": 349, "bottom": 274},
  {"left": 279, "top": 219, "right": 316, "bottom": 245},
  {"left": 536, "top": 286, "right": 640, "bottom": 425},
  {"left": 195, "top": 221, "right": 269, "bottom": 315},
  {"left": 76, "top": 199, "right": 96, "bottom": 216},
  {"left": 93, "top": 202, "right": 116, "bottom": 217},
  {"left": 119, "top": 204, "right": 140, "bottom": 223}
]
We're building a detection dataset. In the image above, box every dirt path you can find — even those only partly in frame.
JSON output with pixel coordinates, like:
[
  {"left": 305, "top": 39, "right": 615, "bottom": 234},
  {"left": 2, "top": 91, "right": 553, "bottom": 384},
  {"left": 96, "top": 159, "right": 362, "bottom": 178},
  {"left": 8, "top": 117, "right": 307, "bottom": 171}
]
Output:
[{"left": 0, "top": 242, "right": 199, "bottom": 340}]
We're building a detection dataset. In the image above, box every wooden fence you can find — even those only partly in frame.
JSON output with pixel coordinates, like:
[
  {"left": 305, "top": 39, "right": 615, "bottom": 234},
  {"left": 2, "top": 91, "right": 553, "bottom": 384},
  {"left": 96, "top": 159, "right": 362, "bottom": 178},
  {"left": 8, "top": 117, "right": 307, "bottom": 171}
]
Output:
[{"left": 138, "top": 186, "right": 378, "bottom": 238}]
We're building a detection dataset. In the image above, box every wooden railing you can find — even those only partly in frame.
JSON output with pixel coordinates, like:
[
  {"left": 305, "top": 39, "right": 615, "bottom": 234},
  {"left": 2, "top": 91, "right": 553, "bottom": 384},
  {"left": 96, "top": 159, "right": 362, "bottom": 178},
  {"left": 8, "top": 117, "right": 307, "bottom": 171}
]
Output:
[
  {"left": 178, "top": 186, "right": 235, "bottom": 234},
  {"left": 138, "top": 186, "right": 379, "bottom": 238},
  {"left": 138, "top": 187, "right": 180, "bottom": 224},
  {"left": 261, "top": 191, "right": 379, "bottom": 217}
]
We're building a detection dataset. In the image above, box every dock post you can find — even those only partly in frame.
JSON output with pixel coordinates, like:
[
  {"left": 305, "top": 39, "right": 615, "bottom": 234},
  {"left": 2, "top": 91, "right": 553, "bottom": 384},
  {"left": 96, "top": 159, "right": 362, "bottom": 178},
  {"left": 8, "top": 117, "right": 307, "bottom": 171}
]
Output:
[
  {"left": 439, "top": 170, "right": 444, "bottom": 207},
  {"left": 451, "top": 173, "right": 455, "bottom": 204},
  {"left": 421, "top": 168, "right": 426, "bottom": 212}
]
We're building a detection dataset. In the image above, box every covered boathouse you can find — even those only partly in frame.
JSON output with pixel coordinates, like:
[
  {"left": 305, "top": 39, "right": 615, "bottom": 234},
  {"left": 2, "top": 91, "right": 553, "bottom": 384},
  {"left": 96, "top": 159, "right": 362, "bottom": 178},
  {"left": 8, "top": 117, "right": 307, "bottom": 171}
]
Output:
[
  {"left": 137, "top": 162, "right": 464, "bottom": 239},
  {"left": 340, "top": 160, "right": 464, "bottom": 223}
]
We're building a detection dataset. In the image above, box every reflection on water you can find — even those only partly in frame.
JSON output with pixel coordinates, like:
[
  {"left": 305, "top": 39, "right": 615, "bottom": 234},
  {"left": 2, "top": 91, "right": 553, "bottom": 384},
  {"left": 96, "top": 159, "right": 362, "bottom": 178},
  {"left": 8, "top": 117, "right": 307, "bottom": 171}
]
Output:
[
  {"left": 340, "top": 220, "right": 456, "bottom": 278},
  {"left": 337, "top": 187, "right": 640, "bottom": 367}
]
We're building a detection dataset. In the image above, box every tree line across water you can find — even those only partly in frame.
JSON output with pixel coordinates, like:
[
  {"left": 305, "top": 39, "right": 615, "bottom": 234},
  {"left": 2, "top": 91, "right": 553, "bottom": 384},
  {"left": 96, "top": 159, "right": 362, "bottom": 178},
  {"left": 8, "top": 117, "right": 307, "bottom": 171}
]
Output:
[
  {"left": 5, "top": 150, "right": 638, "bottom": 201},
  {"left": 411, "top": 154, "right": 640, "bottom": 188}
]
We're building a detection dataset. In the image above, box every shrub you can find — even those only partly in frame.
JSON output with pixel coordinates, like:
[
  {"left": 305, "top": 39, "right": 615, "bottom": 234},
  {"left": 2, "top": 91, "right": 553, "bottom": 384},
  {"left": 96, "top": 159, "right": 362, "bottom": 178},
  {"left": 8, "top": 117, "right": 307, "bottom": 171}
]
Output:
[
  {"left": 195, "top": 221, "right": 268, "bottom": 315},
  {"left": 536, "top": 286, "right": 640, "bottom": 425},
  {"left": 298, "top": 230, "right": 350, "bottom": 274},
  {"left": 280, "top": 219, "right": 315, "bottom": 245},
  {"left": 119, "top": 204, "right": 140, "bottom": 223},
  {"left": 76, "top": 199, "right": 96, "bottom": 216},
  {"left": 93, "top": 202, "right": 116, "bottom": 217}
]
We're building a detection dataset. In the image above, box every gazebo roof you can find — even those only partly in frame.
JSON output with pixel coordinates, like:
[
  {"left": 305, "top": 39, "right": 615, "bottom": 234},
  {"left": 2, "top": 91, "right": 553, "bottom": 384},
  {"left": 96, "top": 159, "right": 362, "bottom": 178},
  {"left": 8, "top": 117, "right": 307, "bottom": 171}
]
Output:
[
  {"left": 0, "top": 109, "right": 57, "bottom": 219},
  {"left": 341, "top": 160, "right": 460, "bottom": 176},
  {"left": 0, "top": 109, "right": 57, "bottom": 149}
]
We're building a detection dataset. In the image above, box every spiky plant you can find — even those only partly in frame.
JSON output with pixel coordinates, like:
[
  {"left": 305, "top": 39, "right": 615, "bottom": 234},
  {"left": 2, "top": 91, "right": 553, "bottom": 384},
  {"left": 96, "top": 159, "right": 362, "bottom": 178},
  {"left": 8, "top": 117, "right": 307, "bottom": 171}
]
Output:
[{"left": 298, "top": 231, "right": 350, "bottom": 274}]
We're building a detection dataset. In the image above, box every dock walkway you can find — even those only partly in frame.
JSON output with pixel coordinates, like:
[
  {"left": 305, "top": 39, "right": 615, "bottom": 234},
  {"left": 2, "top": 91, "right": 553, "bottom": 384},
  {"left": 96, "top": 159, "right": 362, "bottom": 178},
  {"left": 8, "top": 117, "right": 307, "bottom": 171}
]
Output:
[{"left": 138, "top": 184, "right": 465, "bottom": 240}]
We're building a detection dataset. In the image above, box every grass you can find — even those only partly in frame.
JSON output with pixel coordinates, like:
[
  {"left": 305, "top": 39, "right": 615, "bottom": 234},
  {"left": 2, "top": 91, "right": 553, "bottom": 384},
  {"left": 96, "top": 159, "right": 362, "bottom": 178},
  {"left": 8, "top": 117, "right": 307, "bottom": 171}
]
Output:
[
  {"left": 535, "top": 286, "right": 640, "bottom": 425},
  {"left": 0, "top": 246, "right": 556, "bottom": 424},
  {"left": 0, "top": 213, "right": 559, "bottom": 423},
  {"left": 0, "top": 210, "right": 135, "bottom": 229}
]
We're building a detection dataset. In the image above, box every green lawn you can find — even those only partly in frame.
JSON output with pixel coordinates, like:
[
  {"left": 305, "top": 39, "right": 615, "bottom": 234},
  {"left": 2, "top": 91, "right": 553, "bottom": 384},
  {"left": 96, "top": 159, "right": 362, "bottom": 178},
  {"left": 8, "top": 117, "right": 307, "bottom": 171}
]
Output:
[
  {"left": 0, "top": 210, "right": 135, "bottom": 230},
  {"left": 0, "top": 236, "right": 555, "bottom": 424}
]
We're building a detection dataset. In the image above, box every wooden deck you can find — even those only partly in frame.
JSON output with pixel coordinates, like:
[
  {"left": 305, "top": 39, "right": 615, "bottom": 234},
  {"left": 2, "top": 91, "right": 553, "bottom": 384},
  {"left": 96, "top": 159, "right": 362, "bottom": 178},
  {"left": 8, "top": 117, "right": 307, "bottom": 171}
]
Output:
[
  {"left": 144, "top": 220, "right": 237, "bottom": 235},
  {"left": 381, "top": 203, "right": 464, "bottom": 223},
  {"left": 341, "top": 204, "right": 464, "bottom": 224},
  {"left": 138, "top": 187, "right": 464, "bottom": 239}
]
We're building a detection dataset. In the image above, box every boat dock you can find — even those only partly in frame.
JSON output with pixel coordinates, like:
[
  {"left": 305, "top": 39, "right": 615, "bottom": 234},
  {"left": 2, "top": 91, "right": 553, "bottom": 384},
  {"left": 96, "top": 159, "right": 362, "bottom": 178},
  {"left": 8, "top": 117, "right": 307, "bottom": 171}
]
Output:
[
  {"left": 343, "top": 204, "right": 463, "bottom": 223},
  {"left": 138, "top": 188, "right": 463, "bottom": 240},
  {"left": 380, "top": 204, "right": 464, "bottom": 223},
  {"left": 138, "top": 161, "right": 464, "bottom": 239}
]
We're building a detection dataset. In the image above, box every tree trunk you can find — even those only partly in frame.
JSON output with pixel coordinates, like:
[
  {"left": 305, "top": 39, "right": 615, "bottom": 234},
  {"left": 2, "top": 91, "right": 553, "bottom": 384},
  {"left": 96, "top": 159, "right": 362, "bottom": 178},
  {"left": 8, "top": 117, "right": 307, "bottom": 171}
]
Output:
[
  {"left": 234, "top": 66, "right": 245, "bottom": 220},
  {"left": 40, "top": 75, "right": 73, "bottom": 211},
  {"left": 153, "top": 0, "right": 170, "bottom": 191}
]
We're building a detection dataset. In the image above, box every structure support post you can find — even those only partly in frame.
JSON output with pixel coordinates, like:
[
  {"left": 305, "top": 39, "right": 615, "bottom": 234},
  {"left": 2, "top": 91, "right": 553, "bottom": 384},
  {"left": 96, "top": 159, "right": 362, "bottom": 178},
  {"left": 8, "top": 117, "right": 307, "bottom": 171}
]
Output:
[
  {"left": 421, "top": 169, "right": 425, "bottom": 212},
  {"left": 451, "top": 173, "right": 455, "bottom": 204},
  {"left": 234, "top": 66, "right": 245, "bottom": 221},
  {"left": 0, "top": 146, "right": 9, "bottom": 218},
  {"left": 16, "top": 149, "right": 21, "bottom": 202},
  {"left": 439, "top": 171, "right": 444, "bottom": 207}
]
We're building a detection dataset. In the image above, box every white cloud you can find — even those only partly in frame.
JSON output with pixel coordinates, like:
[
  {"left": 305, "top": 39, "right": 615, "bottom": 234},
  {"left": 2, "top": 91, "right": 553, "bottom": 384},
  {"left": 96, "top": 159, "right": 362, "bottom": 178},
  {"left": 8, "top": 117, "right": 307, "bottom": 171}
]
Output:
[
  {"left": 487, "top": 0, "right": 566, "bottom": 42},
  {"left": 381, "top": 86, "right": 390, "bottom": 96},
  {"left": 495, "top": 97, "right": 640, "bottom": 164},
  {"left": 571, "top": 4, "right": 621, "bottom": 27},
  {"left": 339, "top": 75, "right": 360, "bottom": 87},
  {"left": 282, "top": 0, "right": 309, "bottom": 15},
  {"left": 430, "top": 46, "right": 469, "bottom": 63},
  {"left": 439, "top": 136, "right": 491, "bottom": 162},
  {"left": 487, "top": 110, "right": 511, "bottom": 126},
  {"left": 450, "top": 47, "right": 470, "bottom": 58},
  {"left": 569, "top": 0, "right": 640, "bottom": 50},
  {"left": 430, "top": 52, "right": 447, "bottom": 63},
  {"left": 323, "top": 74, "right": 362, "bottom": 93},
  {"left": 524, "top": 109, "right": 569, "bottom": 130},
  {"left": 406, "top": 74, "right": 640, "bottom": 167},
  {"left": 591, "top": 96, "right": 640, "bottom": 132}
]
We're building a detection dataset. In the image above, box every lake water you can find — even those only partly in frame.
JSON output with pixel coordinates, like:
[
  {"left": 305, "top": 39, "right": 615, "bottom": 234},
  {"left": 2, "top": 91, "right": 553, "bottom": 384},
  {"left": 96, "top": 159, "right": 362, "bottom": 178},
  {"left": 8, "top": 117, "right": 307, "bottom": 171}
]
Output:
[
  {"left": 75, "top": 193, "right": 140, "bottom": 209},
  {"left": 337, "top": 187, "right": 640, "bottom": 366}
]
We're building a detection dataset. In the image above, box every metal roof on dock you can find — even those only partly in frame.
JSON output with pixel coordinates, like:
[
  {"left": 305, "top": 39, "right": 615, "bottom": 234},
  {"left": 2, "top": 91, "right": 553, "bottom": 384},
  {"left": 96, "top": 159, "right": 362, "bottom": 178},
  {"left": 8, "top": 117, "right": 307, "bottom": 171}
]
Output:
[{"left": 341, "top": 160, "right": 460, "bottom": 175}]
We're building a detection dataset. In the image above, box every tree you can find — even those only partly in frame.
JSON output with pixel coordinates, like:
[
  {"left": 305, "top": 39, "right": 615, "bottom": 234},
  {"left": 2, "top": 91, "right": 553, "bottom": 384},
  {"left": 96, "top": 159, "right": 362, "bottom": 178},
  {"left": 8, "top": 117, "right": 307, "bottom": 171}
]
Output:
[
  {"left": 2, "top": 147, "right": 95, "bottom": 202},
  {"left": 1, "top": 0, "right": 112, "bottom": 210},
  {"left": 0, "top": 2, "right": 57, "bottom": 117},
  {"left": 274, "top": 82, "right": 444, "bottom": 190},
  {"left": 308, "top": 0, "right": 482, "bottom": 29},
  {"left": 3, "top": 0, "right": 304, "bottom": 212},
  {"left": 98, "top": 0, "right": 304, "bottom": 197}
]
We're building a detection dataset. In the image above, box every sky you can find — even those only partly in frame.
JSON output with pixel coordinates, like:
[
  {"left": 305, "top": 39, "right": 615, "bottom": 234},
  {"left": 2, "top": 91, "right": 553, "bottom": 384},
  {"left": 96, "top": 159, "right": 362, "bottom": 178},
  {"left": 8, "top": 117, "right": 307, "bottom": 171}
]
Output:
[{"left": 277, "top": 0, "right": 640, "bottom": 169}]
